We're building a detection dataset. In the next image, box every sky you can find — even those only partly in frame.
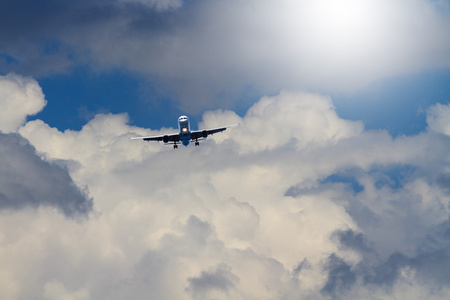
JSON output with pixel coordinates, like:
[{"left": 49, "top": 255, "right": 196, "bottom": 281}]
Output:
[{"left": 0, "top": 0, "right": 450, "bottom": 299}]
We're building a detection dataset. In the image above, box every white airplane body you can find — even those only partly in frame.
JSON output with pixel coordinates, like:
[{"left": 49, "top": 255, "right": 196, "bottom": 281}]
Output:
[{"left": 130, "top": 115, "right": 239, "bottom": 149}]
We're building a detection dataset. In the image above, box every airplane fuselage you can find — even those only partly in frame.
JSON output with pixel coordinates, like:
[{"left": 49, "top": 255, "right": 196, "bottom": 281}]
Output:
[{"left": 178, "top": 115, "right": 191, "bottom": 147}]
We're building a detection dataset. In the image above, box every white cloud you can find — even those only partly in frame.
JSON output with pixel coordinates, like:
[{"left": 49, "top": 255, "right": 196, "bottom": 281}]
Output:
[
  {"left": 43, "top": 279, "right": 89, "bottom": 300},
  {"left": 427, "top": 102, "right": 450, "bottom": 135},
  {"left": 203, "top": 91, "right": 364, "bottom": 153},
  {"left": 0, "top": 74, "right": 92, "bottom": 219},
  {"left": 0, "top": 73, "right": 46, "bottom": 133},
  {"left": 2, "top": 89, "right": 446, "bottom": 299}
]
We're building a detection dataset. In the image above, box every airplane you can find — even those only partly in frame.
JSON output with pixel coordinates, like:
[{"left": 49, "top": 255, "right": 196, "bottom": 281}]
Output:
[{"left": 129, "top": 115, "right": 239, "bottom": 149}]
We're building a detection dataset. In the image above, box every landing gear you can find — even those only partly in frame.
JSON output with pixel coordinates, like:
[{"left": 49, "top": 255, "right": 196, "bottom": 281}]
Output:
[
  {"left": 173, "top": 142, "right": 178, "bottom": 149},
  {"left": 195, "top": 141, "right": 200, "bottom": 146}
]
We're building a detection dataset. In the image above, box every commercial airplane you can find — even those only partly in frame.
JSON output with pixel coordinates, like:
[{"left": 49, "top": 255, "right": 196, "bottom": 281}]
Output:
[{"left": 130, "top": 115, "right": 239, "bottom": 149}]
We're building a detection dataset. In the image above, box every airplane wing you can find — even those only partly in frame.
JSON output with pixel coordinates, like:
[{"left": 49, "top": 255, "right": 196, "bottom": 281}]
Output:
[
  {"left": 129, "top": 133, "right": 180, "bottom": 143},
  {"left": 190, "top": 123, "right": 240, "bottom": 140}
]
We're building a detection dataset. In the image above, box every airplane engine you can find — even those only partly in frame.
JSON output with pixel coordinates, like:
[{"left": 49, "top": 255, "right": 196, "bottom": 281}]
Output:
[
  {"left": 202, "top": 130, "right": 208, "bottom": 138},
  {"left": 163, "top": 135, "right": 169, "bottom": 143}
]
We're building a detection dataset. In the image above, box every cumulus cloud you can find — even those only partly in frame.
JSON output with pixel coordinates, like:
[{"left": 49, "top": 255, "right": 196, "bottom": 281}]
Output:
[
  {"left": 1, "top": 0, "right": 450, "bottom": 298},
  {"left": 0, "top": 73, "right": 46, "bottom": 132},
  {"left": 201, "top": 91, "right": 364, "bottom": 152},
  {"left": 187, "top": 263, "right": 239, "bottom": 298},
  {"left": 0, "top": 73, "right": 92, "bottom": 219},
  {"left": 0, "top": 133, "right": 93, "bottom": 218},
  {"left": 1, "top": 0, "right": 450, "bottom": 110},
  {"left": 0, "top": 89, "right": 442, "bottom": 299}
]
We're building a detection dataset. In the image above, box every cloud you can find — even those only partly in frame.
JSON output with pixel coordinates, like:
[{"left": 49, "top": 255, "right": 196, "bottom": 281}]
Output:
[
  {"left": 322, "top": 223, "right": 450, "bottom": 298},
  {"left": 321, "top": 253, "right": 356, "bottom": 296},
  {"left": 1, "top": 87, "right": 449, "bottom": 299},
  {"left": 1, "top": 0, "right": 449, "bottom": 297},
  {"left": 333, "top": 229, "right": 374, "bottom": 255},
  {"left": 120, "top": 0, "right": 183, "bottom": 11},
  {"left": 187, "top": 263, "right": 239, "bottom": 298},
  {"left": 43, "top": 279, "right": 89, "bottom": 300},
  {"left": 0, "top": 73, "right": 46, "bottom": 133},
  {"left": 213, "top": 91, "right": 364, "bottom": 152},
  {"left": 427, "top": 102, "right": 450, "bottom": 135},
  {"left": 1, "top": 0, "right": 450, "bottom": 110},
  {"left": 0, "top": 133, "right": 93, "bottom": 218},
  {"left": 0, "top": 73, "right": 91, "bottom": 219}
]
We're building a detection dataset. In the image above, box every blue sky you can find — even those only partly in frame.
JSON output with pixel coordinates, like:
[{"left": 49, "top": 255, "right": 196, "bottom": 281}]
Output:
[
  {"left": 32, "top": 66, "right": 450, "bottom": 134},
  {"left": 1, "top": 1, "right": 450, "bottom": 299},
  {"left": 332, "top": 69, "right": 450, "bottom": 135}
]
